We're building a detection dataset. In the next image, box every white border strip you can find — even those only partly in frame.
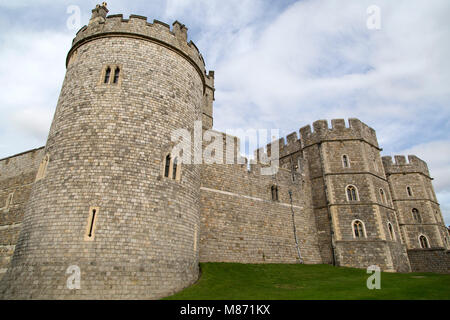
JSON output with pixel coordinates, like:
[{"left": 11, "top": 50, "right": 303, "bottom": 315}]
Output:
[{"left": 200, "top": 187, "right": 303, "bottom": 209}]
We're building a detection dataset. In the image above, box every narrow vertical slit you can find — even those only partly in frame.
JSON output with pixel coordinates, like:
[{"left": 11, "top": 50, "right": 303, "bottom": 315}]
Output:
[
  {"left": 164, "top": 155, "right": 171, "bottom": 178},
  {"left": 113, "top": 67, "right": 120, "bottom": 84},
  {"left": 89, "top": 209, "right": 96, "bottom": 238},
  {"left": 172, "top": 157, "right": 178, "bottom": 180},
  {"left": 104, "top": 67, "right": 111, "bottom": 84}
]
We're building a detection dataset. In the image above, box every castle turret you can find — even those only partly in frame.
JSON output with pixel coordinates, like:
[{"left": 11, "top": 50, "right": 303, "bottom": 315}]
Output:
[
  {"left": 382, "top": 155, "right": 448, "bottom": 251},
  {"left": 299, "top": 119, "right": 410, "bottom": 272},
  {"left": 0, "top": 4, "right": 214, "bottom": 299}
]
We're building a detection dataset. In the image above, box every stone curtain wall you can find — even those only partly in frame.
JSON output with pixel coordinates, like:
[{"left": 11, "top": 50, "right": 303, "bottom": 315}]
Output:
[
  {"left": 407, "top": 249, "right": 450, "bottom": 274},
  {"left": 334, "top": 241, "right": 410, "bottom": 273},
  {"left": 199, "top": 151, "right": 322, "bottom": 264},
  {"left": 0, "top": 148, "right": 44, "bottom": 279},
  {"left": 387, "top": 241, "right": 411, "bottom": 273},
  {"left": 271, "top": 119, "right": 413, "bottom": 272},
  {"left": 383, "top": 156, "right": 448, "bottom": 250}
]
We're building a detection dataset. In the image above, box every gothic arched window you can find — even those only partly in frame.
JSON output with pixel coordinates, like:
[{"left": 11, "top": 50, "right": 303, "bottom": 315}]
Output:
[
  {"left": 387, "top": 222, "right": 395, "bottom": 240},
  {"left": 419, "top": 235, "right": 430, "bottom": 248},
  {"left": 380, "top": 188, "right": 387, "bottom": 204},
  {"left": 412, "top": 208, "right": 422, "bottom": 223},
  {"left": 346, "top": 185, "right": 359, "bottom": 201},
  {"left": 172, "top": 157, "right": 178, "bottom": 180},
  {"left": 162, "top": 154, "right": 181, "bottom": 181},
  {"left": 271, "top": 185, "right": 279, "bottom": 201},
  {"left": 342, "top": 155, "right": 350, "bottom": 168},
  {"left": 352, "top": 220, "right": 366, "bottom": 238},
  {"left": 406, "top": 186, "right": 413, "bottom": 197}
]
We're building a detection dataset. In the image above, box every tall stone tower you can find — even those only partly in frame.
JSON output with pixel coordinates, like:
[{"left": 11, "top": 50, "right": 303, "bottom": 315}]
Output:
[
  {"left": 0, "top": 4, "right": 214, "bottom": 299},
  {"left": 300, "top": 119, "right": 410, "bottom": 272},
  {"left": 382, "top": 155, "right": 449, "bottom": 250}
]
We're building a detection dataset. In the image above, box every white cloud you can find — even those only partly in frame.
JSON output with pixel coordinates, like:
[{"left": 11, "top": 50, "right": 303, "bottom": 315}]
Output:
[
  {"left": 10, "top": 107, "right": 53, "bottom": 140},
  {"left": 209, "top": 0, "right": 450, "bottom": 137},
  {"left": 0, "top": 30, "right": 71, "bottom": 153}
]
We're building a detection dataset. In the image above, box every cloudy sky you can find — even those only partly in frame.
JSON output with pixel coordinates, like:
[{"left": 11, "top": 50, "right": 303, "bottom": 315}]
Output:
[{"left": 0, "top": 0, "right": 449, "bottom": 224}]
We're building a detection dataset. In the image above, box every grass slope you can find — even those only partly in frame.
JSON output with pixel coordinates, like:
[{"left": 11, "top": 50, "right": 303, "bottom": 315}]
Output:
[{"left": 165, "top": 263, "right": 450, "bottom": 300}]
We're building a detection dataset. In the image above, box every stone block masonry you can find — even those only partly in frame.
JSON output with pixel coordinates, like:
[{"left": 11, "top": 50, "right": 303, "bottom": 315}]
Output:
[
  {"left": 0, "top": 4, "right": 448, "bottom": 299},
  {"left": 0, "top": 148, "right": 45, "bottom": 280},
  {"left": 1, "top": 3, "right": 208, "bottom": 299},
  {"left": 199, "top": 144, "right": 322, "bottom": 264},
  {"left": 407, "top": 249, "right": 450, "bottom": 274}
]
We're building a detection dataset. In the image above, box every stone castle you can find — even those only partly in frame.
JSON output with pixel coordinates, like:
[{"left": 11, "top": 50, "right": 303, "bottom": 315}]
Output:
[{"left": 0, "top": 4, "right": 448, "bottom": 299}]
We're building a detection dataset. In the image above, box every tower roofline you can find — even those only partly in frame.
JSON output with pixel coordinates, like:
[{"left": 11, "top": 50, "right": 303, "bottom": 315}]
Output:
[
  {"left": 258, "top": 118, "right": 380, "bottom": 161},
  {"left": 67, "top": 9, "right": 214, "bottom": 94},
  {"left": 300, "top": 118, "right": 379, "bottom": 149},
  {"left": 382, "top": 155, "right": 431, "bottom": 177}
]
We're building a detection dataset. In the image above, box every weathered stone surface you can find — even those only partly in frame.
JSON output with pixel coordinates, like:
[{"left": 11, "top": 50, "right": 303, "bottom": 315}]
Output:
[
  {"left": 0, "top": 148, "right": 44, "bottom": 281},
  {"left": 407, "top": 249, "right": 450, "bottom": 273},
  {"left": 1, "top": 5, "right": 205, "bottom": 299},
  {"left": 0, "top": 5, "right": 448, "bottom": 300}
]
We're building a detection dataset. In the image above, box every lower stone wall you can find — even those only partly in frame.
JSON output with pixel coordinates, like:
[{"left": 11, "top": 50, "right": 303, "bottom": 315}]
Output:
[
  {"left": 0, "top": 224, "right": 21, "bottom": 279},
  {"left": 0, "top": 245, "right": 15, "bottom": 280},
  {"left": 199, "top": 163, "right": 322, "bottom": 264},
  {"left": 407, "top": 248, "right": 450, "bottom": 274},
  {"left": 335, "top": 240, "right": 395, "bottom": 272},
  {"left": 386, "top": 241, "right": 411, "bottom": 273},
  {"left": 0, "top": 148, "right": 44, "bottom": 280},
  {"left": 0, "top": 260, "right": 199, "bottom": 300}
]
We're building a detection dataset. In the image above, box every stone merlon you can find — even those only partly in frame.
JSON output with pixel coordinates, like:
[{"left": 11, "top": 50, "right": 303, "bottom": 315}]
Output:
[
  {"left": 382, "top": 155, "right": 431, "bottom": 177},
  {"left": 69, "top": 11, "right": 211, "bottom": 93}
]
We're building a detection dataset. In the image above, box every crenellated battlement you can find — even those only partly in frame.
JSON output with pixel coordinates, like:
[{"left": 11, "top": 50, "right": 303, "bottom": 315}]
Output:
[
  {"left": 299, "top": 118, "right": 379, "bottom": 149},
  {"left": 382, "top": 155, "right": 430, "bottom": 177},
  {"left": 258, "top": 132, "right": 302, "bottom": 160},
  {"left": 201, "top": 132, "right": 298, "bottom": 179},
  {"left": 68, "top": 6, "right": 213, "bottom": 91},
  {"left": 257, "top": 119, "right": 379, "bottom": 162}
]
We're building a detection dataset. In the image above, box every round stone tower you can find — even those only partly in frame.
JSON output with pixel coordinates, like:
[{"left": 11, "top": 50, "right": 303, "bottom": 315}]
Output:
[{"left": 0, "top": 4, "right": 214, "bottom": 299}]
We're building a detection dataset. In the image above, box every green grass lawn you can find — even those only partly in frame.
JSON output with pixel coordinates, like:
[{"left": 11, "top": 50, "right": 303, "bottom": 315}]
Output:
[{"left": 165, "top": 263, "right": 450, "bottom": 300}]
